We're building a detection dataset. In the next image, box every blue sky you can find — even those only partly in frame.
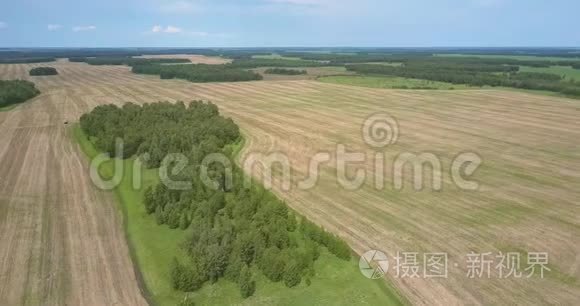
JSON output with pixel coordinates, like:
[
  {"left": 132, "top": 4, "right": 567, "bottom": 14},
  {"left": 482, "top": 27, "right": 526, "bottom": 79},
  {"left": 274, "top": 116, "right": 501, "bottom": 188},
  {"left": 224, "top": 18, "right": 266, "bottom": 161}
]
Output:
[{"left": 0, "top": 0, "right": 578, "bottom": 47}]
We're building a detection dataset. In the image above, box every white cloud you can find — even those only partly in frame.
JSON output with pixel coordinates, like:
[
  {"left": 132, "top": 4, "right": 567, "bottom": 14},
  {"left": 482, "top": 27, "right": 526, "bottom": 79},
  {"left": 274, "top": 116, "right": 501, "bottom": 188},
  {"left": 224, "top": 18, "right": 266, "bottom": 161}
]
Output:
[
  {"left": 146, "top": 25, "right": 215, "bottom": 38},
  {"left": 150, "top": 25, "right": 183, "bottom": 34},
  {"left": 164, "top": 25, "right": 182, "bottom": 33},
  {"left": 48, "top": 24, "right": 62, "bottom": 31},
  {"left": 72, "top": 25, "right": 96, "bottom": 32},
  {"left": 0, "top": 22, "right": 7, "bottom": 29}
]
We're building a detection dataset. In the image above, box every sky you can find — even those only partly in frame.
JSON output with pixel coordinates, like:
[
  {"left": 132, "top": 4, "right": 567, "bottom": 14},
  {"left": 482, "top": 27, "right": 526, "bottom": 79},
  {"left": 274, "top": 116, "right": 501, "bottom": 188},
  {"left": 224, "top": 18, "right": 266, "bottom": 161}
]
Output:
[{"left": 0, "top": 0, "right": 579, "bottom": 47}]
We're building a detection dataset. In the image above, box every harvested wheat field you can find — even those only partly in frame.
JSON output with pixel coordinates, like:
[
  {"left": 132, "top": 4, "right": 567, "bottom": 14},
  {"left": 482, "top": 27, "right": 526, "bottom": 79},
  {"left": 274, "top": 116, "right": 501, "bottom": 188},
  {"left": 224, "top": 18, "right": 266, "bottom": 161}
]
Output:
[
  {"left": 0, "top": 63, "right": 148, "bottom": 305},
  {"left": 1, "top": 61, "right": 579, "bottom": 305}
]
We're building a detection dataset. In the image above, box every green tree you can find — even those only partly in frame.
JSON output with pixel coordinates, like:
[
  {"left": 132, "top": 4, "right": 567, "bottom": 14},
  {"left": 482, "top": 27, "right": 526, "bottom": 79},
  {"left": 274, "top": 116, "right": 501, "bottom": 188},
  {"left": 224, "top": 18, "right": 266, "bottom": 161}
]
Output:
[
  {"left": 0, "top": 80, "right": 40, "bottom": 108},
  {"left": 283, "top": 260, "right": 302, "bottom": 288},
  {"left": 29, "top": 67, "right": 58, "bottom": 76},
  {"left": 204, "top": 244, "right": 229, "bottom": 283},
  {"left": 239, "top": 265, "right": 256, "bottom": 298},
  {"left": 225, "top": 255, "right": 243, "bottom": 282},
  {"left": 167, "top": 208, "right": 181, "bottom": 229},
  {"left": 155, "top": 205, "right": 165, "bottom": 225},
  {"left": 260, "top": 248, "right": 286, "bottom": 282},
  {"left": 179, "top": 213, "right": 191, "bottom": 230},
  {"left": 143, "top": 186, "right": 157, "bottom": 214},
  {"left": 287, "top": 213, "right": 297, "bottom": 232},
  {"left": 238, "top": 233, "right": 256, "bottom": 265}
]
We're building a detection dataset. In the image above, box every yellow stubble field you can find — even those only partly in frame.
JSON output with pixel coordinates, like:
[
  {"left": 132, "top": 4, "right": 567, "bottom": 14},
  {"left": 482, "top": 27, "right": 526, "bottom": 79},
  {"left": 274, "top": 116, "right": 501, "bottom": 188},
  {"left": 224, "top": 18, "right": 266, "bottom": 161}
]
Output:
[{"left": 0, "top": 59, "right": 579, "bottom": 305}]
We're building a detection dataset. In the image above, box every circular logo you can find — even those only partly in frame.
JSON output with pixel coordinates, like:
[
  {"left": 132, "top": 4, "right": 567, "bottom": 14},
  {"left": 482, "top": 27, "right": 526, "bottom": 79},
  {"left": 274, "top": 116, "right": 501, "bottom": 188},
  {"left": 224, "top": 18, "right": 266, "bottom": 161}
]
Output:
[
  {"left": 359, "top": 250, "right": 389, "bottom": 279},
  {"left": 362, "top": 113, "right": 400, "bottom": 149}
]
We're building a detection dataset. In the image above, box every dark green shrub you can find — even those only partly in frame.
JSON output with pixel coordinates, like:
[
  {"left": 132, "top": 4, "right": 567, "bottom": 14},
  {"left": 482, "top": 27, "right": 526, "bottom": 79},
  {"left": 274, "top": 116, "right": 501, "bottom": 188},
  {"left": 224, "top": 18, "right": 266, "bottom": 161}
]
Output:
[{"left": 0, "top": 80, "right": 40, "bottom": 108}]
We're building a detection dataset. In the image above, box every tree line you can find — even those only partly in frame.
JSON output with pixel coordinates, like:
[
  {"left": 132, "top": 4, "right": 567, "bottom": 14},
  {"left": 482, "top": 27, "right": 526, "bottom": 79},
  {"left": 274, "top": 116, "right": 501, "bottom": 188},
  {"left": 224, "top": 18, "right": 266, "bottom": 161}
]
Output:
[
  {"left": 0, "top": 57, "right": 56, "bottom": 64},
  {"left": 29, "top": 67, "right": 58, "bottom": 76},
  {"left": 281, "top": 52, "right": 429, "bottom": 64},
  {"left": 230, "top": 58, "right": 328, "bottom": 68},
  {"left": 218, "top": 50, "right": 273, "bottom": 60},
  {"left": 69, "top": 57, "right": 191, "bottom": 66},
  {"left": 0, "top": 80, "right": 40, "bottom": 108},
  {"left": 433, "top": 48, "right": 580, "bottom": 58},
  {"left": 281, "top": 52, "right": 580, "bottom": 68},
  {"left": 264, "top": 68, "right": 307, "bottom": 75},
  {"left": 79, "top": 101, "right": 351, "bottom": 299},
  {"left": 346, "top": 64, "right": 580, "bottom": 97},
  {"left": 0, "top": 49, "right": 221, "bottom": 61},
  {"left": 132, "top": 64, "right": 263, "bottom": 83},
  {"left": 1, "top": 47, "right": 579, "bottom": 62}
]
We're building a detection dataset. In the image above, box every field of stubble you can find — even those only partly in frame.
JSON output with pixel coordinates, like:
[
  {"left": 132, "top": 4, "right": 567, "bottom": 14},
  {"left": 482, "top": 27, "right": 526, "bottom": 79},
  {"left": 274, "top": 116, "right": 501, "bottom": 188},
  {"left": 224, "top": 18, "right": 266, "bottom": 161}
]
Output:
[{"left": 1, "top": 58, "right": 579, "bottom": 305}]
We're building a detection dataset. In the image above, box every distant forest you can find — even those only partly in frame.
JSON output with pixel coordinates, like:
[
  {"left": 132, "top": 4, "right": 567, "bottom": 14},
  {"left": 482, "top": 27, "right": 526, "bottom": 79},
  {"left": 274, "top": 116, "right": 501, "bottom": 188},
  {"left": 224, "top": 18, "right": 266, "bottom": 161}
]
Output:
[
  {"left": 346, "top": 63, "right": 580, "bottom": 96},
  {"left": 79, "top": 102, "right": 351, "bottom": 298},
  {"left": 29, "top": 67, "right": 58, "bottom": 76},
  {"left": 0, "top": 57, "right": 55, "bottom": 64},
  {"left": 70, "top": 57, "right": 190, "bottom": 66},
  {"left": 230, "top": 58, "right": 327, "bottom": 68},
  {"left": 2, "top": 47, "right": 580, "bottom": 61},
  {"left": 3, "top": 47, "right": 580, "bottom": 96},
  {"left": 264, "top": 68, "right": 307, "bottom": 75},
  {"left": 280, "top": 52, "right": 580, "bottom": 68},
  {"left": 0, "top": 80, "right": 40, "bottom": 108},
  {"left": 132, "top": 64, "right": 263, "bottom": 82}
]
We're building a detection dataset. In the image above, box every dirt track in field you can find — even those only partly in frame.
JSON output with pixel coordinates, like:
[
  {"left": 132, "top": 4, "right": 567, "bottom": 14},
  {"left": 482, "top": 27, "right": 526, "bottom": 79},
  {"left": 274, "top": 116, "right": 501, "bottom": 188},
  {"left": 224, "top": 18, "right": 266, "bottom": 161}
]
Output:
[{"left": 1, "top": 60, "right": 579, "bottom": 305}]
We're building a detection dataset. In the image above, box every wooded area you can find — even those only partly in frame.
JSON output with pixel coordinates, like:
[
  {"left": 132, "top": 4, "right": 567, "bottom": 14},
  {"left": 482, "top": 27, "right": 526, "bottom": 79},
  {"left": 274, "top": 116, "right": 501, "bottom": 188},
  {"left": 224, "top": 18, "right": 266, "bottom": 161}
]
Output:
[
  {"left": 264, "top": 68, "right": 307, "bottom": 75},
  {"left": 231, "top": 58, "right": 327, "bottom": 68},
  {"left": 0, "top": 80, "right": 40, "bottom": 108},
  {"left": 79, "top": 102, "right": 351, "bottom": 298},
  {"left": 346, "top": 63, "right": 580, "bottom": 96},
  {"left": 282, "top": 52, "right": 580, "bottom": 67},
  {"left": 0, "top": 47, "right": 579, "bottom": 62},
  {"left": 70, "top": 57, "right": 191, "bottom": 66},
  {"left": 29, "top": 67, "right": 58, "bottom": 76},
  {"left": 132, "top": 64, "right": 263, "bottom": 82},
  {"left": 0, "top": 57, "right": 56, "bottom": 64}
]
